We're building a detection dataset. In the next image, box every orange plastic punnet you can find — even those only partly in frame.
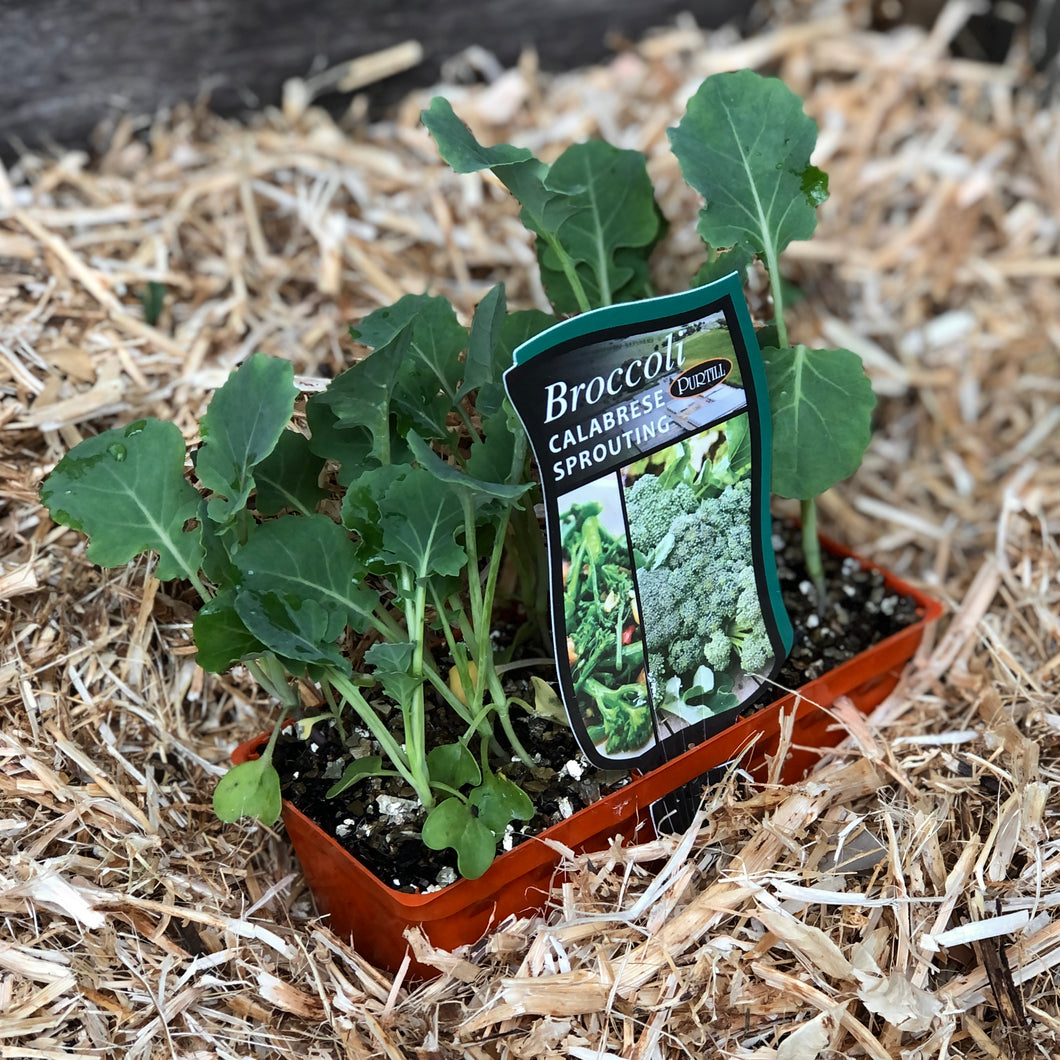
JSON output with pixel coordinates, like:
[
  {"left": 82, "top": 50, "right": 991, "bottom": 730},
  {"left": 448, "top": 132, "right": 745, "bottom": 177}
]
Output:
[{"left": 233, "top": 540, "right": 942, "bottom": 979}]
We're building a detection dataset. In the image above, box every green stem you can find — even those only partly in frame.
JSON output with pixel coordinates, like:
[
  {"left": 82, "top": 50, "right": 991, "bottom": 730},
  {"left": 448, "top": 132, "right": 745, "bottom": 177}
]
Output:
[
  {"left": 544, "top": 234, "right": 592, "bottom": 313},
  {"left": 324, "top": 669, "right": 433, "bottom": 806},
  {"left": 400, "top": 570, "right": 434, "bottom": 808},
  {"left": 245, "top": 654, "right": 299, "bottom": 709},
  {"left": 800, "top": 497, "right": 827, "bottom": 605},
  {"left": 763, "top": 244, "right": 789, "bottom": 350}
]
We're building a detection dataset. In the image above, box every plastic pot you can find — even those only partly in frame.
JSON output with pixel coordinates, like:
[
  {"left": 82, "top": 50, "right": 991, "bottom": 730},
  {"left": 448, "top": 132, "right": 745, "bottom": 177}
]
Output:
[{"left": 233, "top": 539, "right": 942, "bottom": 978}]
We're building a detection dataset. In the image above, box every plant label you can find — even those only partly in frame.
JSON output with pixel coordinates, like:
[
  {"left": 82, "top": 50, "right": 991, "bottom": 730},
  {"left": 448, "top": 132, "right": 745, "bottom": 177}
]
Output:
[{"left": 504, "top": 272, "right": 793, "bottom": 782}]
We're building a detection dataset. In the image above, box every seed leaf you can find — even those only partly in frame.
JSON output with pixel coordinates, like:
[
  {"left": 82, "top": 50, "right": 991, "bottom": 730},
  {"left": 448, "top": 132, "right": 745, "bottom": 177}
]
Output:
[
  {"left": 421, "top": 797, "right": 497, "bottom": 880},
  {"left": 469, "top": 773, "right": 534, "bottom": 835},
  {"left": 427, "top": 742, "right": 481, "bottom": 789},
  {"left": 39, "top": 418, "right": 203, "bottom": 583},
  {"left": 196, "top": 353, "right": 298, "bottom": 524},
  {"left": 762, "top": 345, "right": 876, "bottom": 499},
  {"left": 326, "top": 756, "right": 384, "bottom": 799},
  {"left": 213, "top": 757, "right": 282, "bottom": 826}
]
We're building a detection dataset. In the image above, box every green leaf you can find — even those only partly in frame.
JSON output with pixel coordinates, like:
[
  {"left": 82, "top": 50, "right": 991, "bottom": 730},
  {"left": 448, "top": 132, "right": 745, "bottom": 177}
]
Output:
[
  {"left": 422, "top": 97, "right": 535, "bottom": 172},
  {"left": 304, "top": 392, "right": 376, "bottom": 483},
  {"left": 193, "top": 589, "right": 266, "bottom": 672},
  {"left": 326, "top": 755, "right": 384, "bottom": 798},
  {"left": 469, "top": 773, "right": 534, "bottom": 835},
  {"left": 235, "top": 591, "right": 350, "bottom": 671},
  {"left": 363, "top": 640, "right": 423, "bottom": 702},
  {"left": 422, "top": 98, "right": 579, "bottom": 261},
  {"left": 427, "top": 742, "right": 481, "bottom": 789},
  {"left": 213, "top": 757, "right": 282, "bottom": 826},
  {"left": 254, "top": 430, "right": 326, "bottom": 516},
  {"left": 692, "top": 244, "right": 755, "bottom": 288},
  {"left": 762, "top": 345, "right": 876, "bottom": 499},
  {"left": 307, "top": 327, "right": 411, "bottom": 467},
  {"left": 339, "top": 464, "right": 407, "bottom": 570},
  {"left": 407, "top": 431, "right": 530, "bottom": 504},
  {"left": 459, "top": 283, "right": 507, "bottom": 398},
  {"left": 535, "top": 141, "right": 662, "bottom": 310},
  {"left": 196, "top": 353, "right": 298, "bottom": 524},
  {"left": 668, "top": 70, "right": 824, "bottom": 265},
  {"left": 39, "top": 418, "right": 203, "bottom": 583},
  {"left": 353, "top": 294, "right": 468, "bottom": 440},
  {"left": 233, "top": 513, "right": 377, "bottom": 632},
  {"left": 197, "top": 498, "right": 238, "bottom": 589},
  {"left": 476, "top": 309, "right": 556, "bottom": 417},
  {"left": 421, "top": 796, "right": 497, "bottom": 879},
  {"left": 377, "top": 468, "right": 466, "bottom": 580}
]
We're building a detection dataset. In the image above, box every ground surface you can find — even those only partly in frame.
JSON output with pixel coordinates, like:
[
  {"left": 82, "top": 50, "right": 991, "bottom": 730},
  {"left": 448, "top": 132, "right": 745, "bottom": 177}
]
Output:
[{"left": 2, "top": 1, "right": 1060, "bottom": 1057}]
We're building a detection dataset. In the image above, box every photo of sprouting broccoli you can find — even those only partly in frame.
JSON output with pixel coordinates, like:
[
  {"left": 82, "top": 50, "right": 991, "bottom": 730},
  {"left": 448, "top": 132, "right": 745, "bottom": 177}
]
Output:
[
  {"left": 559, "top": 480, "right": 654, "bottom": 756},
  {"left": 623, "top": 413, "right": 772, "bottom": 730}
]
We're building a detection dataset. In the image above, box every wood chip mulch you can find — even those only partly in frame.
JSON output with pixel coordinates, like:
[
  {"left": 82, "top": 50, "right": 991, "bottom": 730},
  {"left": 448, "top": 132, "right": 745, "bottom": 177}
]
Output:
[{"left": 1, "top": 1, "right": 1059, "bottom": 1056}]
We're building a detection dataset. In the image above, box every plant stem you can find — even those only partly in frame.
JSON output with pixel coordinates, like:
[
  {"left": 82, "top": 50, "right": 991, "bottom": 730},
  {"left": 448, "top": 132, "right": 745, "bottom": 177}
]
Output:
[
  {"left": 401, "top": 570, "right": 434, "bottom": 809},
  {"left": 763, "top": 244, "right": 789, "bottom": 350},
  {"left": 800, "top": 497, "right": 827, "bottom": 605},
  {"left": 246, "top": 654, "right": 299, "bottom": 709},
  {"left": 763, "top": 242, "right": 830, "bottom": 602},
  {"left": 323, "top": 669, "right": 432, "bottom": 807},
  {"left": 545, "top": 234, "right": 592, "bottom": 313}
]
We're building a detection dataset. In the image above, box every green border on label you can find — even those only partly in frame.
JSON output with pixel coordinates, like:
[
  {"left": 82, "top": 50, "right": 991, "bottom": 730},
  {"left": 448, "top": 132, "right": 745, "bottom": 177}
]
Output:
[{"left": 513, "top": 271, "right": 794, "bottom": 661}]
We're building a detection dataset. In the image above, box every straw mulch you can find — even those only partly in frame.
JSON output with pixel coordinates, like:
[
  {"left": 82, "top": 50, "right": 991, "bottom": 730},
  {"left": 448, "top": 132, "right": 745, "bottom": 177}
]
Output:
[{"left": 2, "top": 0, "right": 1059, "bottom": 1055}]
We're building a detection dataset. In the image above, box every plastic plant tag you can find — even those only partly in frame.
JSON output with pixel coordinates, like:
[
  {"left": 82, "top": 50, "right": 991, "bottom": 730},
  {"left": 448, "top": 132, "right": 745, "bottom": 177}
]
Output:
[{"left": 504, "top": 272, "right": 793, "bottom": 777}]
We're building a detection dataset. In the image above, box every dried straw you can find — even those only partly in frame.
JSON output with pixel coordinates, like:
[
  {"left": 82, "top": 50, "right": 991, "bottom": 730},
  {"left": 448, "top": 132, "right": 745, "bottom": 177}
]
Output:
[{"left": 2, "top": 0, "right": 1059, "bottom": 1055}]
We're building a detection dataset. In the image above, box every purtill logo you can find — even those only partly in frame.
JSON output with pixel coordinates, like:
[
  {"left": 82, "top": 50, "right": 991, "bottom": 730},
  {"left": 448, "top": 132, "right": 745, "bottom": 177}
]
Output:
[{"left": 669, "top": 358, "right": 732, "bottom": 399}]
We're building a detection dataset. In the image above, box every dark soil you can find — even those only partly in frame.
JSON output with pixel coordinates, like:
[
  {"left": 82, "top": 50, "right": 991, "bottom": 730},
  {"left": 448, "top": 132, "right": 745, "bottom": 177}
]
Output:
[{"left": 272, "top": 521, "right": 921, "bottom": 892}]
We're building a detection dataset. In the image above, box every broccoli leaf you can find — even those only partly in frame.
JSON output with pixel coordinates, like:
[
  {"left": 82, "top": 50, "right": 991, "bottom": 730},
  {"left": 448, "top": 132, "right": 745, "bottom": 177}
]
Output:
[
  {"left": 426, "top": 742, "right": 481, "bottom": 789},
  {"left": 422, "top": 796, "right": 497, "bottom": 879},
  {"left": 235, "top": 591, "right": 350, "bottom": 671},
  {"left": 253, "top": 429, "right": 326, "bottom": 516},
  {"left": 475, "top": 309, "right": 557, "bottom": 417},
  {"left": 352, "top": 294, "right": 468, "bottom": 441},
  {"left": 377, "top": 468, "right": 467, "bottom": 580},
  {"left": 196, "top": 353, "right": 298, "bottom": 524},
  {"left": 193, "top": 588, "right": 267, "bottom": 672},
  {"left": 423, "top": 98, "right": 661, "bottom": 311},
  {"left": 762, "top": 345, "right": 876, "bottom": 499},
  {"left": 364, "top": 639, "right": 423, "bottom": 702},
  {"left": 232, "top": 514, "right": 377, "bottom": 633},
  {"left": 422, "top": 97, "right": 573, "bottom": 243},
  {"left": 459, "top": 283, "right": 507, "bottom": 398},
  {"left": 534, "top": 140, "right": 662, "bottom": 310},
  {"left": 668, "top": 70, "right": 825, "bottom": 267},
  {"left": 213, "top": 757, "right": 282, "bottom": 827},
  {"left": 40, "top": 418, "right": 203, "bottom": 583},
  {"left": 406, "top": 431, "right": 530, "bottom": 504}
]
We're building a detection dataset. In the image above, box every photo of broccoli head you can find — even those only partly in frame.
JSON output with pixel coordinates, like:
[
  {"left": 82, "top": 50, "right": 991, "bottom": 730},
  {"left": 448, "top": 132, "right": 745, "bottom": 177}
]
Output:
[{"left": 624, "top": 416, "right": 772, "bottom": 725}]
